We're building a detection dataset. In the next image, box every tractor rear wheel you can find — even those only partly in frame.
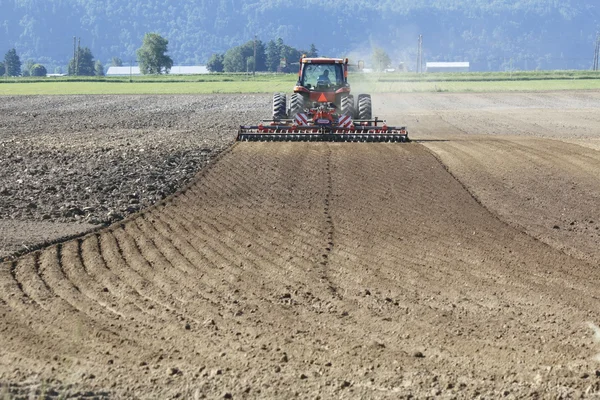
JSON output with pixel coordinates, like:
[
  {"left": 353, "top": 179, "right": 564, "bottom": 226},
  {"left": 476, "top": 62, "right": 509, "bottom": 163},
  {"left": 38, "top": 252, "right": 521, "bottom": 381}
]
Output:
[
  {"left": 272, "top": 93, "right": 287, "bottom": 119},
  {"left": 341, "top": 95, "right": 355, "bottom": 117},
  {"left": 357, "top": 94, "right": 372, "bottom": 120},
  {"left": 289, "top": 93, "right": 305, "bottom": 118}
]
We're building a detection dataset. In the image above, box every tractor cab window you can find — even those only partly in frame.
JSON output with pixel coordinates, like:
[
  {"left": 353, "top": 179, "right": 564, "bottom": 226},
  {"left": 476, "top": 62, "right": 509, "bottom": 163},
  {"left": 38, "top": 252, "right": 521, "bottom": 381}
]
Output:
[{"left": 301, "top": 63, "right": 344, "bottom": 90}]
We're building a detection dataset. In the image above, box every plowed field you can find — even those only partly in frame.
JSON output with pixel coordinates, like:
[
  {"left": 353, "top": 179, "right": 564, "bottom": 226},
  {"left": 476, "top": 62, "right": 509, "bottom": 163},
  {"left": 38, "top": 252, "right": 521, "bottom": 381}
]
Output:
[{"left": 2, "top": 92, "right": 600, "bottom": 398}]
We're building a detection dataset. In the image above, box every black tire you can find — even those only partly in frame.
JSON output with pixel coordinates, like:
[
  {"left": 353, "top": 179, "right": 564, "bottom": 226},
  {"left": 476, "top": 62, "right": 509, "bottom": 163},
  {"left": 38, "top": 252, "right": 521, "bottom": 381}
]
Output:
[
  {"left": 340, "top": 94, "right": 355, "bottom": 117},
  {"left": 289, "top": 93, "right": 305, "bottom": 118},
  {"left": 357, "top": 94, "right": 372, "bottom": 120},
  {"left": 272, "top": 93, "right": 287, "bottom": 120}
]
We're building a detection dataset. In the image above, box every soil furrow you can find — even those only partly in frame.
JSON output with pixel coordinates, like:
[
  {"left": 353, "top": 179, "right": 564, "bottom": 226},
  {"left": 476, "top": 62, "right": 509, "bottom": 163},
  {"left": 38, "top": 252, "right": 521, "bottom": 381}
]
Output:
[
  {"left": 122, "top": 221, "right": 199, "bottom": 304},
  {"left": 82, "top": 234, "right": 161, "bottom": 321},
  {"left": 60, "top": 240, "right": 130, "bottom": 321},
  {"left": 13, "top": 253, "right": 53, "bottom": 311},
  {"left": 111, "top": 226, "right": 187, "bottom": 305},
  {"left": 172, "top": 176, "right": 341, "bottom": 305},
  {"left": 98, "top": 231, "right": 180, "bottom": 315},
  {"left": 40, "top": 244, "right": 124, "bottom": 324}
]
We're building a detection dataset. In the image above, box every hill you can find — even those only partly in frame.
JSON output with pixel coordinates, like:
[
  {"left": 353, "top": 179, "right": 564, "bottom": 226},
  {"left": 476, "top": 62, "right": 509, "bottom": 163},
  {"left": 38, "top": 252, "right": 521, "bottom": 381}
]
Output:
[{"left": 1, "top": 0, "right": 599, "bottom": 72}]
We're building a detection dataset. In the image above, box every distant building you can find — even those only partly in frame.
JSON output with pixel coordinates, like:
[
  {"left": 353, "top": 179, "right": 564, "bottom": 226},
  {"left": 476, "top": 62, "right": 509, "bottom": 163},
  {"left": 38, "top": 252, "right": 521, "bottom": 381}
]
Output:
[
  {"left": 106, "top": 66, "right": 140, "bottom": 76},
  {"left": 426, "top": 62, "right": 470, "bottom": 73},
  {"left": 170, "top": 66, "right": 209, "bottom": 74},
  {"left": 106, "top": 66, "right": 208, "bottom": 76}
]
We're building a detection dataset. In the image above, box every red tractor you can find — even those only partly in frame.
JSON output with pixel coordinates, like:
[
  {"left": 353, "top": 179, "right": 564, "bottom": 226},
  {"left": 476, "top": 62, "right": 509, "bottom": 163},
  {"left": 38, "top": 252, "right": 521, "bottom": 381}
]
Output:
[{"left": 238, "top": 56, "right": 409, "bottom": 142}]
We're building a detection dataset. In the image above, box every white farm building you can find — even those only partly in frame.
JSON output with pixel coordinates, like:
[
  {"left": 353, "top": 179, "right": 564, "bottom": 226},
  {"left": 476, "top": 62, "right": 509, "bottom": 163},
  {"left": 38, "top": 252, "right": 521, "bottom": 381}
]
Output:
[
  {"left": 106, "top": 66, "right": 208, "bottom": 76},
  {"left": 425, "top": 62, "right": 470, "bottom": 73}
]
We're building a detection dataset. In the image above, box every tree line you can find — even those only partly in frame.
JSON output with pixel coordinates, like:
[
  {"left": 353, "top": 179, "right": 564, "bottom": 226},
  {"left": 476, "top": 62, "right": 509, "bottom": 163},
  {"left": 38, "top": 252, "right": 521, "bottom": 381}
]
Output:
[
  {"left": 2, "top": 46, "right": 104, "bottom": 77},
  {"left": 2, "top": 34, "right": 396, "bottom": 77},
  {"left": 206, "top": 39, "right": 318, "bottom": 73},
  {"left": 2, "top": 48, "right": 49, "bottom": 77},
  {"left": 2, "top": 33, "right": 173, "bottom": 77},
  {"left": 206, "top": 39, "right": 396, "bottom": 73}
]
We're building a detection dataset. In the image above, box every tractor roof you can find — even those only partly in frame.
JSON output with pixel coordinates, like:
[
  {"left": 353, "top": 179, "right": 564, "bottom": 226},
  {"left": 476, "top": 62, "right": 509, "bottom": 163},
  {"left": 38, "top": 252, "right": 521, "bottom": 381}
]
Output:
[{"left": 301, "top": 57, "right": 346, "bottom": 64}]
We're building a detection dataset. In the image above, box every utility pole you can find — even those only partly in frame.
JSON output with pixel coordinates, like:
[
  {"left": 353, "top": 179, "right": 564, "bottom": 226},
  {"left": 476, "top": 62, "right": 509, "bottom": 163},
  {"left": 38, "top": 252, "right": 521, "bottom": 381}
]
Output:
[
  {"left": 76, "top": 37, "right": 81, "bottom": 76},
  {"left": 73, "top": 36, "right": 77, "bottom": 76},
  {"left": 253, "top": 34, "right": 257, "bottom": 76},
  {"left": 420, "top": 35, "right": 423, "bottom": 73},
  {"left": 592, "top": 32, "right": 600, "bottom": 71},
  {"left": 416, "top": 36, "right": 420, "bottom": 73},
  {"left": 416, "top": 35, "right": 423, "bottom": 73},
  {"left": 597, "top": 36, "right": 600, "bottom": 70},
  {"left": 594, "top": 40, "right": 597, "bottom": 71}
]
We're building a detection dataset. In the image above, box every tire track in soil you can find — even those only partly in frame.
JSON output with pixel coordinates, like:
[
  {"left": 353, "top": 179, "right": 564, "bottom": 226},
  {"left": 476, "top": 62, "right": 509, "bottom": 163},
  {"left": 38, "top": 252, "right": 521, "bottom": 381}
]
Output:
[
  {"left": 2, "top": 140, "right": 600, "bottom": 398},
  {"left": 317, "top": 145, "right": 338, "bottom": 297}
]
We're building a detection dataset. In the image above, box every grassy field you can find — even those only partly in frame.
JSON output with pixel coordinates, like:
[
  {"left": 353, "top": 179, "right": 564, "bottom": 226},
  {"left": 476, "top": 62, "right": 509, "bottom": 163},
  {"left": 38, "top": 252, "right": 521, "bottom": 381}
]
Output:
[{"left": 1, "top": 71, "right": 600, "bottom": 95}]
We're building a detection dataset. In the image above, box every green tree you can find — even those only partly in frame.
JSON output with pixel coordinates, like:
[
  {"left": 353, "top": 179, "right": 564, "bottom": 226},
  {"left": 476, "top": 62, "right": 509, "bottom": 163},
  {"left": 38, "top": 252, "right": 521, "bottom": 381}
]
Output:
[
  {"left": 22, "top": 60, "right": 35, "bottom": 76},
  {"left": 0, "top": 62, "right": 4, "bottom": 76},
  {"left": 279, "top": 44, "right": 301, "bottom": 73},
  {"left": 4, "top": 48, "right": 21, "bottom": 76},
  {"left": 223, "top": 46, "right": 245, "bottom": 72},
  {"left": 264, "top": 38, "right": 305, "bottom": 73},
  {"left": 30, "top": 64, "right": 47, "bottom": 76},
  {"left": 239, "top": 39, "right": 266, "bottom": 71},
  {"left": 68, "top": 47, "right": 95, "bottom": 76},
  {"left": 95, "top": 60, "right": 104, "bottom": 76},
  {"left": 137, "top": 33, "right": 173, "bottom": 74},
  {"left": 307, "top": 44, "right": 318, "bottom": 58},
  {"left": 206, "top": 53, "right": 224, "bottom": 72},
  {"left": 372, "top": 47, "right": 391, "bottom": 71},
  {"left": 111, "top": 57, "right": 123, "bottom": 67},
  {"left": 265, "top": 40, "right": 280, "bottom": 72}
]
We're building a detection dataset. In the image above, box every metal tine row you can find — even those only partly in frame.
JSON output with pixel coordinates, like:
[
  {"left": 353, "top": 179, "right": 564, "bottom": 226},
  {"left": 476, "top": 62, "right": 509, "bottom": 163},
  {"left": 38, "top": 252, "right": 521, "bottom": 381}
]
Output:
[{"left": 237, "top": 134, "right": 410, "bottom": 143}]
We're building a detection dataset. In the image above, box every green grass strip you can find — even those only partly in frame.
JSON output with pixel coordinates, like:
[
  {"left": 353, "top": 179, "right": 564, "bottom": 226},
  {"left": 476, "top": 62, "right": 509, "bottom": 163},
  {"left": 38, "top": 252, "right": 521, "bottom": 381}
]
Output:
[{"left": 1, "top": 71, "right": 600, "bottom": 95}]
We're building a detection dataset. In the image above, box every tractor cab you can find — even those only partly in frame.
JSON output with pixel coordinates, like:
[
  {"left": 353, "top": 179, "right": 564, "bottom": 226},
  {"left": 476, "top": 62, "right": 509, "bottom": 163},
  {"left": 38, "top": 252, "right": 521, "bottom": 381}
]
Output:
[
  {"left": 294, "top": 57, "right": 351, "bottom": 107},
  {"left": 300, "top": 62, "right": 345, "bottom": 91}
]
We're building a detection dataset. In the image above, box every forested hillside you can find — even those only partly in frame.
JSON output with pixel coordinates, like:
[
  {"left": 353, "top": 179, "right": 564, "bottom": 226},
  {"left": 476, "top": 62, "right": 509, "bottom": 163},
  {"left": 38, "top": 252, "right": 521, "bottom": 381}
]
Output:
[{"left": 1, "top": 0, "right": 599, "bottom": 72}]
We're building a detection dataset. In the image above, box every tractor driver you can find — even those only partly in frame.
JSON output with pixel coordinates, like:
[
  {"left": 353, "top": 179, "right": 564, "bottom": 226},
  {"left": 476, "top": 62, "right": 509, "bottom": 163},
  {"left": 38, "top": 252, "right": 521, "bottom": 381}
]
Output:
[{"left": 317, "top": 69, "right": 331, "bottom": 85}]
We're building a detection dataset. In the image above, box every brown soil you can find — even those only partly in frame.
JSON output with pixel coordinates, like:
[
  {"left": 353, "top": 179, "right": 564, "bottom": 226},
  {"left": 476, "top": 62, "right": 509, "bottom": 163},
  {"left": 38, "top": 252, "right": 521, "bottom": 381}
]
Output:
[
  {"left": 2, "top": 92, "right": 600, "bottom": 398},
  {"left": 0, "top": 95, "right": 267, "bottom": 259}
]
